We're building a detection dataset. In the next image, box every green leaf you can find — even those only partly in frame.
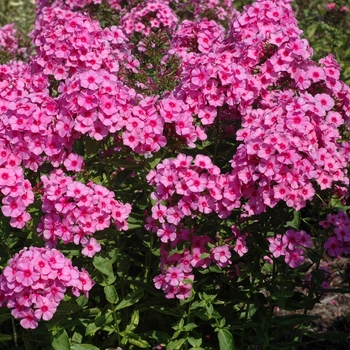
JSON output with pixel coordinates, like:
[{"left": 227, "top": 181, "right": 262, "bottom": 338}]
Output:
[
  {"left": 0, "top": 334, "right": 12, "bottom": 342},
  {"left": 183, "top": 323, "right": 197, "bottom": 332},
  {"left": 188, "top": 337, "right": 202, "bottom": 347},
  {"left": 306, "top": 23, "right": 318, "bottom": 38},
  {"left": 166, "top": 338, "right": 186, "bottom": 350},
  {"left": 93, "top": 256, "right": 116, "bottom": 284},
  {"left": 150, "top": 305, "right": 186, "bottom": 318},
  {"left": 52, "top": 329, "right": 70, "bottom": 350},
  {"left": 145, "top": 330, "right": 171, "bottom": 345},
  {"left": 71, "top": 345, "right": 100, "bottom": 350},
  {"left": 72, "top": 332, "right": 83, "bottom": 344},
  {"left": 125, "top": 309, "right": 140, "bottom": 333},
  {"left": 115, "top": 289, "right": 144, "bottom": 311},
  {"left": 104, "top": 285, "right": 119, "bottom": 304},
  {"left": 85, "top": 311, "right": 114, "bottom": 336},
  {"left": 217, "top": 329, "right": 234, "bottom": 350},
  {"left": 285, "top": 210, "right": 300, "bottom": 230},
  {"left": 125, "top": 333, "right": 150, "bottom": 348},
  {"left": 200, "top": 252, "right": 211, "bottom": 259}
]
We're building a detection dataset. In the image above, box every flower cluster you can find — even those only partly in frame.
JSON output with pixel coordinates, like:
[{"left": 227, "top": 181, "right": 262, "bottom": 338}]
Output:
[
  {"left": 147, "top": 154, "right": 251, "bottom": 298},
  {"left": 38, "top": 169, "right": 131, "bottom": 256},
  {"left": 320, "top": 211, "right": 350, "bottom": 256},
  {"left": 120, "top": 1, "right": 178, "bottom": 39},
  {"left": 170, "top": 19, "right": 225, "bottom": 60},
  {"left": 30, "top": 6, "right": 131, "bottom": 80},
  {"left": 146, "top": 153, "right": 241, "bottom": 229},
  {"left": 0, "top": 61, "right": 80, "bottom": 173},
  {"left": 0, "top": 246, "right": 94, "bottom": 329},
  {"left": 267, "top": 229, "right": 312, "bottom": 268},
  {"left": 168, "top": 0, "right": 350, "bottom": 217},
  {"left": 0, "top": 166, "right": 34, "bottom": 228},
  {"left": 0, "top": 24, "right": 23, "bottom": 56},
  {"left": 152, "top": 224, "right": 248, "bottom": 299},
  {"left": 0, "top": 0, "right": 348, "bottom": 318}
]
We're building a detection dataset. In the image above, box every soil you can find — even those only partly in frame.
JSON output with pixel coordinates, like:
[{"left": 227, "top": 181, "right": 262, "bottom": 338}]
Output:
[{"left": 279, "top": 257, "right": 350, "bottom": 350}]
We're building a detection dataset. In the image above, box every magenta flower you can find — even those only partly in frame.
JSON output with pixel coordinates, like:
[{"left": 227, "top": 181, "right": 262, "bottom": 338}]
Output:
[
  {"left": 165, "top": 266, "right": 184, "bottom": 287},
  {"left": 81, "top": 237, "right": 102, "bottom": 258},
  {"left": 212, "top": 245, "right": 232, "bottom": 268},
  {"left": 0, "top": 247, "right": 94, "bottom": 328}
]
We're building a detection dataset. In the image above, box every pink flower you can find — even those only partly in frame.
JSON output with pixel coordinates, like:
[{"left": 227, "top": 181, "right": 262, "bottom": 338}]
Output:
[
  {"left": 2, "top": 196, "right": 25, "bottom": 217},
  {"left": 191, "top": 66, "right": 210, "bottom": 87},
  {"left": 81, "top": 238, "right": 102, "bottom": 258},
  {"left": 164, "top": 266, "right": 184, "bottom": 287},
  {"left": 34, "top": 297, "right": 57, "bottom": 321},
  {"left": 212, "top": 245, "right": 232, "bottom": 268},
  {"left": 157, "top": 223, "right": 177, "bottom": 243},
  {"left": 284, "top": 248, "right": 304, "bottom": 268},
  {"left": 268, "top": 235, "right": 286, "bottom": 258},
  {"left": 80, "top": 70, "right": 103, "bottom": 90},
  {"left": 20, "top": 309, "right": 38, "bottom": 329},
  {"left": 64, "top": 153, "right": 84, "bottom": 172},
  {"left": 0, "top": 247, "right": 94, "bottom": 328}
]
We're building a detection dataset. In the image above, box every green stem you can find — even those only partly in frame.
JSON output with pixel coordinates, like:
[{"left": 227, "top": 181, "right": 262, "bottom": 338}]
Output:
[
  {"left": 11, "top": 317, "right": 18, "bottom": 347},
  {"left": 145, "top": 233, "right": 154, "bottom": 283},
  {"left": 111, "top": 303, "right": 122, "bottom": 346},
  {"left": 184, "top": 301, "right": 192, "bottom": 350}
]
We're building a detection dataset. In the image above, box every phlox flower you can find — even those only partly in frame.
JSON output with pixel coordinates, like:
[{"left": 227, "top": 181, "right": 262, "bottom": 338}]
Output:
[
  {"left": 176, "top": 281, "right": 193, "bottom": 300},
  {"left": 191, "top": 247, "right": 211, "bottom": 269},
  {"left": 326, "top": 111, "right": 343, "bottom": 127},
  {"left": 165, "top": 207, "right": 183, "bottom": 225},
  {"left": 10, "top": 212, "right": 31, "bottom": 229},
  {"left": 34, "top": 297, "right": 57, "bottom": 321},
  {"left": 314, "top": 93, "right": 334, "bottom": 111},
  {"left": 282, "top": 229, "right": 301, "bottom": 250},
  {"left": 0, "top": 247, "right": 94, "bottom": 328},
  {"left": 298, "top": 230, "right": 312, "bottom": 248},
  {"left": 0, "top": 168, "right": 16, "bottom": 187},
  {"left": 151, "top": 204, "right": 167, "bottom": 223},
  {"left": 153, "top": 274, "right": 166, "bottom": 290},
  {"left": 324, "top": 237, "right": 343, "bottom": 257},
  {"left": 164, "top": 266, "right": 184, "bottom": 287},
  {"left": 334, "top": 226, "right": 350, "bottom": 242},
  {"left": 212, "top": 245, "right": 232, "bottom": 268},
  {"left": 81, "top": 238, "right": 101, "bottom": 258},
  {"left": 15, "top": 262, "right": 40, "bottom": 287},
  {"left": 157, "top": 223, "right": 177, "bottom": 243},
  {"left": 64, "top": 153, "right": 84, "bottom": 172},
  {"left": 19, "top": 309, "right": 38, "bottom": 329},
  {"left": 2, "top": 196, "right": 26, "bottom": 217},
  {"left": 284, "top": 248, "right": 304, "bottom": 268},
  {"left": 268, "top": 235, "right": 286, "bottom": 258},
  {"left": 80, "top": 70, "right": 103, "bottom": 90},
  {"left": 234, "top": 238, "right": 248, "bottom": 257},
  {"left": 197, "top": 194, "right": 214, "bottom": 214},
  {"left": 187, "top": 174, "right": 207, "bottom": 192}
]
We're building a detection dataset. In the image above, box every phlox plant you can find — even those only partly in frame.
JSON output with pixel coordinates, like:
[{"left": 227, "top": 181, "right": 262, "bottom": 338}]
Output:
[{"left": 0, "top": 0, "right": 349, "bottom": 349}]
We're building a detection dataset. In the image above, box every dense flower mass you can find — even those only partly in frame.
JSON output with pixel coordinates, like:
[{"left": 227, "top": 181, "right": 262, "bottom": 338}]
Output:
[
  {"left": 267, "top": 229, "right": 312, "bottom": 268},
  {"left": 0, "top": 0, "right": 349, "bottom": 337},
  {"left": 38, "top": 169, "right": 131, "bottom": 255},
  {"left": 0, "top": 246, "right": 94, "bottom": 329},
  {"left": 0, "top": 24, "right": 23, "bottom": 56},
  {"left": 320, "top": 211, "right": 350, "bottom": 256}
]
